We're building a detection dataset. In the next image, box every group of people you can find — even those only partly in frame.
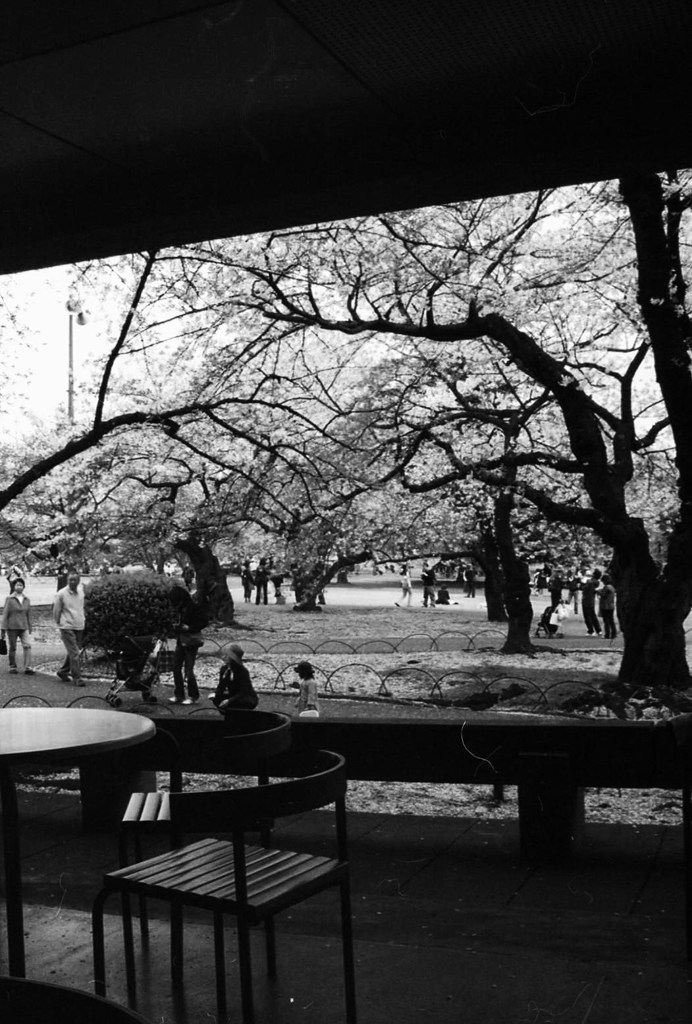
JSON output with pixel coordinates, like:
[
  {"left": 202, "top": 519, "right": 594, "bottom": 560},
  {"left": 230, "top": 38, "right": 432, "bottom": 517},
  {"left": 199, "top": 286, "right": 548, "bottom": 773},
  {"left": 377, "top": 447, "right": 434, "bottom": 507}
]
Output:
[
  {"left": 0, "top": 565, "right": 319, "bottom": 718},
  {"left": 394, "top": 562, "right": 475, "bottom": 609},
  {"left": 538, "top": 565, "right": 618, "bottom": 639},
  {"left": 0, "top": 569, "right": 86, "bottom": 683},
  {"left": 210, "top": 652, "right": 319, "bottom": 717},
  {"left": 241, "top": 557, "right": 287, "bottom": 605}
]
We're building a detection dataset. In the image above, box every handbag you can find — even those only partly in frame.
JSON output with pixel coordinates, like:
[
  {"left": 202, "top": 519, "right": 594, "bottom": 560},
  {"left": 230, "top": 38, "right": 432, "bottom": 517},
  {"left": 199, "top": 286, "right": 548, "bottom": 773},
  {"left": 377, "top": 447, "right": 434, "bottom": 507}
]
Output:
[
  {"left": 0, "top": 637, "right": 7, "bottom": 656},
  {"left": 180, "top": 633, "right": 204, "bottom": 649}
]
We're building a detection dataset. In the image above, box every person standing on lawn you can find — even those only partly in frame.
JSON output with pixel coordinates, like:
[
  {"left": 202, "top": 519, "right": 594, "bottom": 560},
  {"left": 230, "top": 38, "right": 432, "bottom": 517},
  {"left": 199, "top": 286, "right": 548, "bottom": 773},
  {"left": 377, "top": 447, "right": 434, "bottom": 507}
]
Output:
[
  {"left": 169, "top": 586, "right": 208, "bottom": 704},
  {"left": 1, "top": 578, "right": 34, "bottom": 675},
  {"left": 254, "top": 557, "right": 269, "bottom": 605},
  {"left": 548, "top": 567, "right": 564, "bottom": 609},
  {"left": 6, "top": 563, "right": 23, "bottom": 592},
  {"left": 581, "top": 565, "right": 601, "bottom": 634},
  {"left": 396, "top": 564, "right": 413, "bottom": 608},
  {"left": 598, "top": 573, "right": 618, "bottom": 639},
  {"left": 53, "top": 571, "right": 85, "bottom": 685},
  {"left": 421, "top": 563, "right": 436, "bottom": 607},
  {"left": 581, "top": 569, "right": 602, "bottom": 636},
  {"left": 240, "top": 559, "right": 254, "bottom": 602}
]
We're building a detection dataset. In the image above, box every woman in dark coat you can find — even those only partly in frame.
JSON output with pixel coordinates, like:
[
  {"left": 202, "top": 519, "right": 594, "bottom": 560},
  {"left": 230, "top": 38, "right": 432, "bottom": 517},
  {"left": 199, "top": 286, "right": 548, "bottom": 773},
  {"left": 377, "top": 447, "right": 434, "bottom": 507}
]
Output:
[
  {"left": 169, "top": 586, "right": 207, "bottom": 704},
  {"left": 212, "top": 644, "right": 258, "bottom": 710}
]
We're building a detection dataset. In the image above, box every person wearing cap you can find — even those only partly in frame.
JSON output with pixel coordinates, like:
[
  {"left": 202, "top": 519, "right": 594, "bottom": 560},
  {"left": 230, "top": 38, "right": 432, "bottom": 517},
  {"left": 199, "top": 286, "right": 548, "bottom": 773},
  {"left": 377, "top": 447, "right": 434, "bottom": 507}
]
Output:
[
  {"left": 294, "top": 660, "right": 320, "bottom": 717},
  {"left": 211, "top": 643, "right": 259, "bottom": 710}
]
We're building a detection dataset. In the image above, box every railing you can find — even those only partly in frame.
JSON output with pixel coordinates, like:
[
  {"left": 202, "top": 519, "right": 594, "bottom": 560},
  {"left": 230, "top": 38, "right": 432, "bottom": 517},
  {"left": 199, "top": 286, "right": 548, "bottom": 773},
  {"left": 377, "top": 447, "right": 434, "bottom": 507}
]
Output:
[{"left": 6, "top": 628, "right": 635, "bottom": 718}]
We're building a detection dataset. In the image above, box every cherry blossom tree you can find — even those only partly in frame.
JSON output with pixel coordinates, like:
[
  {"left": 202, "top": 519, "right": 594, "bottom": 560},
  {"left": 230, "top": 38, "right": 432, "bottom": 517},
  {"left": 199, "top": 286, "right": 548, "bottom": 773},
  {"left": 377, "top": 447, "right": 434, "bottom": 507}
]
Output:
[{"left": 216, "top": 176, "right": 690, "bottom": 685}]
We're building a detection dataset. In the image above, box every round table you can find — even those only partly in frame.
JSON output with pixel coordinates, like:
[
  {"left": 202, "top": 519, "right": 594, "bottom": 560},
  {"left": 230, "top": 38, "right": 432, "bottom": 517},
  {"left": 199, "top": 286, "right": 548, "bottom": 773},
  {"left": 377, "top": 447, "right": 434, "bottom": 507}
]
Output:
[{"left": 0, "top": 708, "right": 155, "bottom": 977}]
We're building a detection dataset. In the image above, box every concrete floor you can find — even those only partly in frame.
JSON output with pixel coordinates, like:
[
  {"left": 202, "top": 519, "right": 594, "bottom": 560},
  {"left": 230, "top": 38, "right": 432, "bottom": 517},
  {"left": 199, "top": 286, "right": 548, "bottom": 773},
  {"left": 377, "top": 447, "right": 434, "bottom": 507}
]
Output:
[{"left": 2, "top": 785, "right": 692, "bottom": 1023}]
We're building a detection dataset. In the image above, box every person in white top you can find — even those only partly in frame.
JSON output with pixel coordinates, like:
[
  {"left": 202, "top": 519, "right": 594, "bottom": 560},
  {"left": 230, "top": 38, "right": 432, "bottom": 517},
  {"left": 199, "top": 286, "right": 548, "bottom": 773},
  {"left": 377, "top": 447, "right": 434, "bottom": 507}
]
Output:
[
  {"left": 395, "top": 564, "right": 413, "bottom": 608},
  {"left": 52, "top": 572, "right": 86, "bottom": 686}
]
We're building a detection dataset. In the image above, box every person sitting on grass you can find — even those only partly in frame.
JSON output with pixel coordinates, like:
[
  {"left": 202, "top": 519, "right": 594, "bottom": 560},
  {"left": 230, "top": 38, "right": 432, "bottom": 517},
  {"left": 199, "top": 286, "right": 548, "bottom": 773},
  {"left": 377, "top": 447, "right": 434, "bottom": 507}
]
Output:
[{"left": 211, "top": 644, "right": 259, "bottom": 711}]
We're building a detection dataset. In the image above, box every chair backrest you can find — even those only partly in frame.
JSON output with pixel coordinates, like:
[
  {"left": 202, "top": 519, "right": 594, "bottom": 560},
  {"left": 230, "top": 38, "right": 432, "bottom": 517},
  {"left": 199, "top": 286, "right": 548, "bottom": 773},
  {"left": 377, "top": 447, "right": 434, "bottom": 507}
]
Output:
[
  {"left": 118, "top": 725, "right": 183, "bottom": 792},
  {"left": 222, "top": 709, "right": 292, "bottom": 763},
  {"left": 0, "top": 975, "right": 153, "bottom": 1024},
  {"left": 170, "top": 749, "right": 347, "bottom": 840}
]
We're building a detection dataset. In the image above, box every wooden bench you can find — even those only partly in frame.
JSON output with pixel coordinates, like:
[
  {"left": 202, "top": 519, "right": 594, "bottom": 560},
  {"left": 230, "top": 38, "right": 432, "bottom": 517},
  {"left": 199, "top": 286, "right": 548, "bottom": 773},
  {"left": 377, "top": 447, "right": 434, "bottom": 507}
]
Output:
[{"left": 80, "top": 712, "right": 689, "bottom": 850}]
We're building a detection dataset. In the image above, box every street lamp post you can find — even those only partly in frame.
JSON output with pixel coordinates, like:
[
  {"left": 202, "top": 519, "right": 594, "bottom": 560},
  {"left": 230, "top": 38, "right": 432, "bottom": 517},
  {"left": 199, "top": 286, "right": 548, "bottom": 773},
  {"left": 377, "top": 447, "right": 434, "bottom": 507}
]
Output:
[{"left": 65, "top": 296, "right": 88, "bottom": 424}]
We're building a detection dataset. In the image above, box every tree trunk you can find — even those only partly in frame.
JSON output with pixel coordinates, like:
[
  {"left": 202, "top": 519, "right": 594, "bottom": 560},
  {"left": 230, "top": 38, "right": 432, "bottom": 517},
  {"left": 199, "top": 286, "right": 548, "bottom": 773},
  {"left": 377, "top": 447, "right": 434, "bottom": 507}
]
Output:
[
  {"left": 293, "top": 550, "right": 371, "bottom": 611},
  {"left": 494, "top": 489, "right": 535, "bottom": 654},
  {"left": 174, "top": 536, "right": 234, "bottom": 624},
  {"left": 613, "top": 520, "right": 692, "bottom": 688},
  {"left": 471, "top": 526, "right": 507, "bottom": 622}
]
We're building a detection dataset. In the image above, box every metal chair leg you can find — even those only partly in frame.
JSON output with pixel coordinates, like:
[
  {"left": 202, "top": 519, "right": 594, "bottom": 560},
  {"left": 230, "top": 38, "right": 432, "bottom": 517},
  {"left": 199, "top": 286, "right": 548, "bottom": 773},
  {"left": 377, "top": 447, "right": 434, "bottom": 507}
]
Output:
[
  {"left": 264, "top": 916, "right": 276, "bottom": 976},
  {"left": 340, "top": 878, "right": 358, "bottom": 1024},
  {"left": 92, "top": 889, "right": 108, "bottom": 997},
  {"left": 213, "top": 911, "right": 227, "bottom": 1018},
  {"left": 118, "top": 831, "right": 150, "bottom": 941},
  {"left": 171, "top": 901, "right": 184, "bottom": 987},
  {"left": 237, "top": 915, "right": 255, "bottom": 1024},
  {"left": 683, "top": 786, "right": 692, "bottom": 960},
  {"left": 121, "top": 890, "right": 137, "bottom": 1005}
]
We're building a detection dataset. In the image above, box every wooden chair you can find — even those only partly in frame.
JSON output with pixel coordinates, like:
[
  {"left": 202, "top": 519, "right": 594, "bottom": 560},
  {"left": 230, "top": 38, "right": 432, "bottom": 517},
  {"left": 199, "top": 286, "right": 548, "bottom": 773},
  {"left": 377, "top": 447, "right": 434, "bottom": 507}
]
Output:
[
  {"left": 93, "top": 749, "right": 356, "bottom": 1024},
  {"left": 118, "top": 711, "right": 291, "bottom": 919},
  {"left": 116, "top": 725, "right": 184, "bottom": 942},
  {"left": 118, "top": 712, "right": 291, "bottom": 865},
  {"left": 0, "top": 975, "right": 153, "bottom": 1023}
]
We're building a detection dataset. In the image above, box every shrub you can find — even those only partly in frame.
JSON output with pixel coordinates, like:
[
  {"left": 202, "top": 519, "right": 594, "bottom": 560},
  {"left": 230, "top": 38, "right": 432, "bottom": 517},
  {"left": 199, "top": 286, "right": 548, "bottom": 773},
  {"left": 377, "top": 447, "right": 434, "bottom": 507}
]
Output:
[{"left": 84, "top": 572, "right": 179, "bottom": 647}]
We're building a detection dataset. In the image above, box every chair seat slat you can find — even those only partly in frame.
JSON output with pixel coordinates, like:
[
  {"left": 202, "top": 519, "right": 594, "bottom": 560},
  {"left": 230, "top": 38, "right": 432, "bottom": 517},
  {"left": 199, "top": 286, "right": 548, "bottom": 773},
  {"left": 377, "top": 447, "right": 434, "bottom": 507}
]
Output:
[
  {"left": 107, "top": 838, "right": 343, "bottom": 911},
  {"left": 122, "top": 791, "right": 171, "bottom": 826}
]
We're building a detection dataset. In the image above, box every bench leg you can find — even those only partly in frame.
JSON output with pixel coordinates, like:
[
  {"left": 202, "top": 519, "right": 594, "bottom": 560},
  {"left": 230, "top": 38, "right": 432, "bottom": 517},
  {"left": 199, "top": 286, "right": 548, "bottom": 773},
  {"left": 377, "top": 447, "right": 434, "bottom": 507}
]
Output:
[
  {"left": 518, "top": 752, "right": 584, "bottom": 863},
  {"left": 683, "top": 786, "right": 692, "bottom": 960}
]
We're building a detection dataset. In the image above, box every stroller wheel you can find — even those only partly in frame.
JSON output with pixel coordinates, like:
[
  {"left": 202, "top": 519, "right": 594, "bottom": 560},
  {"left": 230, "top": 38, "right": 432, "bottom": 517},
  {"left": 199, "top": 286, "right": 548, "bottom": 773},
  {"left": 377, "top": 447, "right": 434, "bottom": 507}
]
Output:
[
  {"left": 107, "top": 694, "right": 122, "bottom": 707},
  {"left": 143, "top": 692, "right": 158, "bottom": 704}
]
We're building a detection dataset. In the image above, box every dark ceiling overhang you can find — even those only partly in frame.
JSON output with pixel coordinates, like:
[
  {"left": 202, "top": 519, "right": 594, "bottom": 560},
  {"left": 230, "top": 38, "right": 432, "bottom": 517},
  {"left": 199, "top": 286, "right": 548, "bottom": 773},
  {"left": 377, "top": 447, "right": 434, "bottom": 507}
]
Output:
[{"left": 2, "top": 0, "right": 691, "bottom": 274}]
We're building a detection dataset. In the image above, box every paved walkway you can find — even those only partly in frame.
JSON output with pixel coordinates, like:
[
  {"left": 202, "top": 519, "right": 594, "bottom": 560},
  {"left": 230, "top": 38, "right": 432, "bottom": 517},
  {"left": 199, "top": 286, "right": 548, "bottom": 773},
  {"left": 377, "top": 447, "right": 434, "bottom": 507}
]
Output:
[
  {"left": 0, "top": 586, "right": 688, "bottom": 1021},
  {"left": 3, "top": 785, "right": 691, "bottom": 1023}
]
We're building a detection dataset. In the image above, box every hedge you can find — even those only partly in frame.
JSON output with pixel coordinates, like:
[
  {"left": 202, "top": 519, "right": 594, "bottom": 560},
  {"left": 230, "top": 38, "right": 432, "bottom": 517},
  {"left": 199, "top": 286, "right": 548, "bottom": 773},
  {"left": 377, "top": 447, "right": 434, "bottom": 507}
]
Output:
[{"left": 84, "top": 572, "right": 179, "bottom": 647}]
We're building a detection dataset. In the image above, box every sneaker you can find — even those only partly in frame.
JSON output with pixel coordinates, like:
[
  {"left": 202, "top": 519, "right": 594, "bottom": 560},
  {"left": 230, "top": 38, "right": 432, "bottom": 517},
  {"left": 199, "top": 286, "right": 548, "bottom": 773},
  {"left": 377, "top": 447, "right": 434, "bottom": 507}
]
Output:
[
  {"left": 182, "top": 698, "right": 193, "bottom": 705},
  {"left": 9, "top": 667, "right": 18, "bottom": 674},
  {"left": 168, "top": 697, "right": 182, "bottom": 704},
  {"left": 74, "top": 680, "right": 86, "bottom": 687},
  {"left": 57, "top": 671, "right": 71, "bottom": 682},
  {"left": 24, "top": 668, "right": 35, "bottom": 675}
]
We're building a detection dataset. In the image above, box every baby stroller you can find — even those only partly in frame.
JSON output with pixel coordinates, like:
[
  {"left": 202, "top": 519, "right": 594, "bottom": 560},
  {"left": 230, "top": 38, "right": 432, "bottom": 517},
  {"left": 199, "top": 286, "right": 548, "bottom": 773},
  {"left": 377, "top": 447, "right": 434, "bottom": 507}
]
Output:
[
  {"left": 105, "top": 635, "right": 172, "bottom": 706},
  {"left": 535, "top": 606, "right": 559, "bottom": 638}
]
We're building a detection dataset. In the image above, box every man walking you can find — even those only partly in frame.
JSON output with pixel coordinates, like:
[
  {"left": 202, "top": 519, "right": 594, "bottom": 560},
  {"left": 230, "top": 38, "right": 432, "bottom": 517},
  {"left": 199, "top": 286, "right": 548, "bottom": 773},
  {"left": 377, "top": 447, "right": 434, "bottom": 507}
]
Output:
[{"left": 53, "top": 571, "right": 85, "bottom": 686}]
